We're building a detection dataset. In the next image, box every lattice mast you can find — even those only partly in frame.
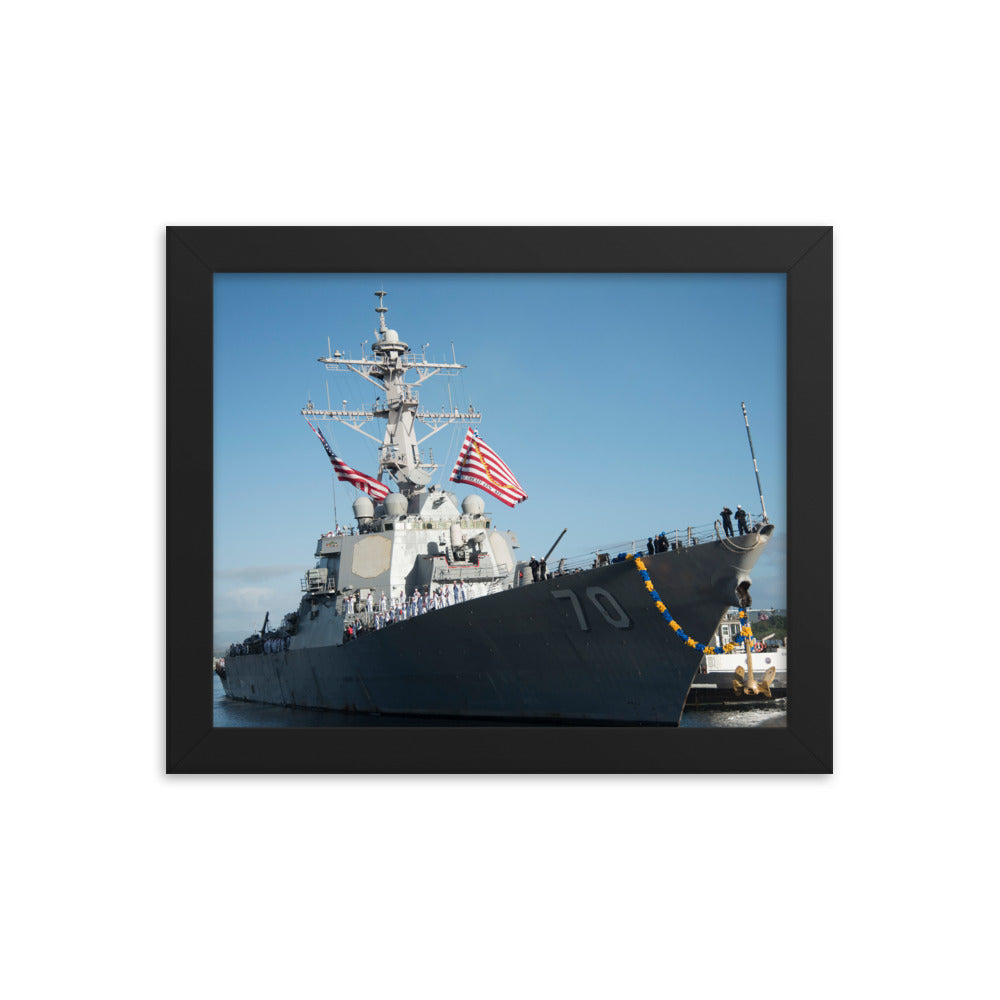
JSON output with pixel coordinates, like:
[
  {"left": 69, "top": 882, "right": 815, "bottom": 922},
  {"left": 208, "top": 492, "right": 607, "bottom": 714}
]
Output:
[{"left": 301, "top": 290, "right": 481, "bottom": 498}]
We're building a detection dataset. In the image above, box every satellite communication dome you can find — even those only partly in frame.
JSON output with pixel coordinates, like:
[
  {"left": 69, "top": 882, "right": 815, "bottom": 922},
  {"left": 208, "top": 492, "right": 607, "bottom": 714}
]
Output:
[
  {"left": 462, "top": 495, "right": 485, "bottom": 516},
  {"left": 384, "top": 493, "right": 408, "bottom": 517},
  {"left": 353, "top": 495, "right": 374, "bottom": 519},
  {"left": 382, "top": 329, "right": 399, "bottom": 343}
]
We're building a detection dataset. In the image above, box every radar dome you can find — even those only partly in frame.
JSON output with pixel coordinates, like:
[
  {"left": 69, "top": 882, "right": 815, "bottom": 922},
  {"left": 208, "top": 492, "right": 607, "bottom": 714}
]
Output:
[
  {"left": 353, "top": 496, "right": 374, "bottom": 519},
  {"left": 462, "top": 495, "right": 485, "bottom": 516},
  {"left": 382, "top": 329, "right": 399, "bottom": 343},
  {"left": 384, "top": 493, "right": 408, "bottom": 517}
]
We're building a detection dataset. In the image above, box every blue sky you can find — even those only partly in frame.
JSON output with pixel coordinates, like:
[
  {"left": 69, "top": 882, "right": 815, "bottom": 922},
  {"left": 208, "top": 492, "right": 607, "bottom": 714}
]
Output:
[{"left": 214, "top": 273, "right": 786, "bottom": 648}]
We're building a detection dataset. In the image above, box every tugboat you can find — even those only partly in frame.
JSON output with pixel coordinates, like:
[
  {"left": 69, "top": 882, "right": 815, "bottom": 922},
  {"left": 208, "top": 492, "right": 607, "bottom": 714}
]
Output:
[{"left": 219, "top": 290, "right": 775, "bottom": 724}]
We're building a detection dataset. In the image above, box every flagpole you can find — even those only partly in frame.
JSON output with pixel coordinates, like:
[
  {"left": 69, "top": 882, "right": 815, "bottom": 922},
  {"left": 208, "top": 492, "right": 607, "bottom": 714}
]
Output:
[
  {"left": 332, "top": 474, "right": 339, "bottom": 531},
  {"left": 741, "top": 401, "right": 768, "bottom": 523}
]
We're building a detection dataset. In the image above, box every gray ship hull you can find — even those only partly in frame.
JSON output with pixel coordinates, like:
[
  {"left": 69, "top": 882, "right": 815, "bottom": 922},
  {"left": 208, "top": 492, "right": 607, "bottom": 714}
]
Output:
[{"left": 219, "top": 528, "right": 772, "bottom": 725}]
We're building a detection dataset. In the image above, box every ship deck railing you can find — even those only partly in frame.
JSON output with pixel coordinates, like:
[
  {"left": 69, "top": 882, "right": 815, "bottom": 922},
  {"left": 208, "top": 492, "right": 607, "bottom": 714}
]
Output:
[{"left": 548, "top": 518, "right": 766, "bottom": 575}]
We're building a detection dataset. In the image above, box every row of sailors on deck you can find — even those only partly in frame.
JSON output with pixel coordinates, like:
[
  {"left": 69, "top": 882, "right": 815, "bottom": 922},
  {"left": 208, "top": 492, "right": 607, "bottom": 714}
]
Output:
[
  {"left": 228, "top": 635, "right": 290, "bottom": 657},
  {"left": 343, "top": 582, "right": 470, "bottom": 642},
  {"left": 347, "top": 580, "right": 469, "bottom": 620},
  {"left": 228, "top": 584, "right": 470, "bottom": 655}
]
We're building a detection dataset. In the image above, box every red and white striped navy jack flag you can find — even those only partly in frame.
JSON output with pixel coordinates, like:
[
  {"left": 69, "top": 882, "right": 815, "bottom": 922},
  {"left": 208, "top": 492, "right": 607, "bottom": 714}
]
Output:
[
  {"left": 306, "top": 420, "right": 390, "bottom": 501},
  {"left": 449, "top": 427, "right": 527, "bottom": 508}
]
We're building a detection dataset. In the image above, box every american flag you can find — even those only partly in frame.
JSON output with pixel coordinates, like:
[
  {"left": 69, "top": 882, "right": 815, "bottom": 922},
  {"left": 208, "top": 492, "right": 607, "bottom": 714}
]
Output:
[
  {"left": 306, "top": 420, "right": 390, "bottom": 501},
  {"left": 449, "top": 427, "right": 527, "bottom": 508}
]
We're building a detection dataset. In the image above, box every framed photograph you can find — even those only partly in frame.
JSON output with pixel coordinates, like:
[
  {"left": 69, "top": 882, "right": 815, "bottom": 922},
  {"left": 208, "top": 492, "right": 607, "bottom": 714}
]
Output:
[{"left": 167, "top": 226, "right": 831, "bottom": 773}]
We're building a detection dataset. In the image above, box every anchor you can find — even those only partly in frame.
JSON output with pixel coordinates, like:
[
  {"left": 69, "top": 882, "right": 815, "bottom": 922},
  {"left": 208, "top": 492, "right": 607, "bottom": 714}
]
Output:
[{"left": 732, "top": 635, "right": 776, "bottom": 697}]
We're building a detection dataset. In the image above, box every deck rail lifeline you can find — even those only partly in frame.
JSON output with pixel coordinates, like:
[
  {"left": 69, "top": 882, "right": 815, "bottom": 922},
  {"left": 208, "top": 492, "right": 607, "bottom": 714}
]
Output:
[{"left": 551, "top": 515, "right": 768, "bottom": 574}]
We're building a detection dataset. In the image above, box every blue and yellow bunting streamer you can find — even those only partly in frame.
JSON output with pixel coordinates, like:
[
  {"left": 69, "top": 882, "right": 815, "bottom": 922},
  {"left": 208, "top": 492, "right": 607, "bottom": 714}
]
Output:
[{"left": 631, "top": 555, "right": 743, "bottom": 654}]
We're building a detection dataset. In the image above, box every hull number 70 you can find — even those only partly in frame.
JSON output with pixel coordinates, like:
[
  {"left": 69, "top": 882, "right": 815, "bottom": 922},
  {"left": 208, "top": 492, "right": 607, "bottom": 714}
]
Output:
[{"left": 552, "top": 587, "right": 631, "bottom": 631}]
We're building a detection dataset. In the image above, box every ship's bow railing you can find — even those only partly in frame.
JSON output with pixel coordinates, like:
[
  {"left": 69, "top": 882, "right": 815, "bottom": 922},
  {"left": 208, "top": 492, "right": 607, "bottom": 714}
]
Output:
[{"left": 547, "top": 519, "right": 767, "bottom": 575}]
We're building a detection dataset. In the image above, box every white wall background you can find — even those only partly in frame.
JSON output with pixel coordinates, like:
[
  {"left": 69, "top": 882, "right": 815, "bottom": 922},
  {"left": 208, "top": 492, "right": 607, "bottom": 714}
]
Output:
[{"left": 4, "top": 3, "right": 992, "bottom": 998}]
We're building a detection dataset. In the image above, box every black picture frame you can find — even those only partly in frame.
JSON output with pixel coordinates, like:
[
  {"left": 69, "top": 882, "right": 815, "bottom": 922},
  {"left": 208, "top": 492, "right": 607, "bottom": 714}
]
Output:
[{"left": 167, "top": 226, "right": 832, "bottom": 774}]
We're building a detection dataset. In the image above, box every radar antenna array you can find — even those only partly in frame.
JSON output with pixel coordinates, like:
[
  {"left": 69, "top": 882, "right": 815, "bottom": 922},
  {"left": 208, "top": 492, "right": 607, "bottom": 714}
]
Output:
[{"left": 302, "top": 289, "right": 482, "bottom": 495}]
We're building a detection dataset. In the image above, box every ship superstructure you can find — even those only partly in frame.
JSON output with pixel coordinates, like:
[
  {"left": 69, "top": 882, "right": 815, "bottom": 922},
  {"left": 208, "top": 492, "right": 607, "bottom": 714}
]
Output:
[{"left": 289, "top": 291, "right": 521, "bottom": 650}]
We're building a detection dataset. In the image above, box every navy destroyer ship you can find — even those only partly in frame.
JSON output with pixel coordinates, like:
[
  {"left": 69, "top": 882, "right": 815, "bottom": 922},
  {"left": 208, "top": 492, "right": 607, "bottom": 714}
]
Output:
[{"left": 217, "top": 291, "right": 775, "bottom": 724}]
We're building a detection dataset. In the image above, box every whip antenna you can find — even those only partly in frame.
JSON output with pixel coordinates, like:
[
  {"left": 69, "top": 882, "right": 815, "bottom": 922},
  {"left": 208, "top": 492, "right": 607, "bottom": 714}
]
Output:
[{"left": 741, "top": 401, "right": 768, "bottom": 523}]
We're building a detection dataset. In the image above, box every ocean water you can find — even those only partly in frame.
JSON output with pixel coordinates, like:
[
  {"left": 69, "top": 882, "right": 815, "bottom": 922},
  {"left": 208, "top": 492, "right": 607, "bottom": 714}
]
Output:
[{"left": 212, "top": 675, "right": 786, "bottom": 728}]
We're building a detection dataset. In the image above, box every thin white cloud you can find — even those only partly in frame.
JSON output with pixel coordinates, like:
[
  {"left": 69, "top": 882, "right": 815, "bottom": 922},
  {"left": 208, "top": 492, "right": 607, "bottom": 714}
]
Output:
[
  {"left": 215, "top": 564, "right": 303, "bottom": 583},
  {"left": 216, "top": 585, "right": 281, "bottom": 613}
]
